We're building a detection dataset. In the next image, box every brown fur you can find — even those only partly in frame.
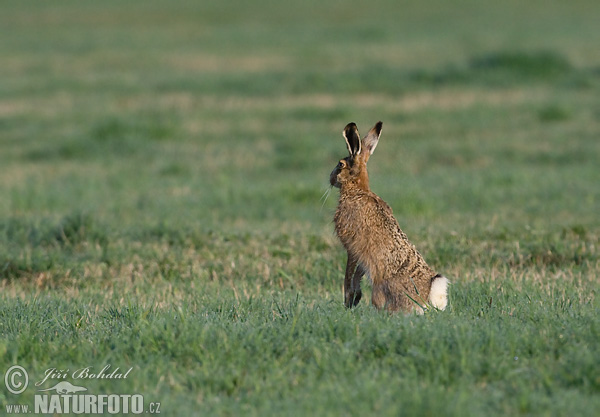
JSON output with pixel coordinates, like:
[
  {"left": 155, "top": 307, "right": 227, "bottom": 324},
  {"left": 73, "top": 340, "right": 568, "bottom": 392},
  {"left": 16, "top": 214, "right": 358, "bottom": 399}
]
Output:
[{"left": 330, "top": 122, "right": 441, "bottom": 313}]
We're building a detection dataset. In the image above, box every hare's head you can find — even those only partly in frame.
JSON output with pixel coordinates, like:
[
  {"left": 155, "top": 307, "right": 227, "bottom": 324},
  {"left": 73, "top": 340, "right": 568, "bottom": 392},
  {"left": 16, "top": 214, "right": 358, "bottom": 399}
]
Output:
[{"left": 330, "top": 121, "right": 382, "bottom": 190}]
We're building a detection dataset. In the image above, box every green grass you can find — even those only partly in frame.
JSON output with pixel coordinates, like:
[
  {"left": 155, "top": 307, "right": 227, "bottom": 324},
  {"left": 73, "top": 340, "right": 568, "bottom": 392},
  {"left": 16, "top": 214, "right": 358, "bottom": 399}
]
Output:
[{"left": 1, "top": 0, "right": 599, "bottom": 415}]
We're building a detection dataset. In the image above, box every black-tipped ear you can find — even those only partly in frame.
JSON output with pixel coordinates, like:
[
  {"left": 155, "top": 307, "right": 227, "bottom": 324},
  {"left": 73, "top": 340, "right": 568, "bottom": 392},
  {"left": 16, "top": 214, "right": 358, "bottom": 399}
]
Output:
[
  {"left": 363, "top": 121, "right": 382, "bottom": 156},
  {"left": 343, "top": 122, "right": 361, "bottom": 156}
]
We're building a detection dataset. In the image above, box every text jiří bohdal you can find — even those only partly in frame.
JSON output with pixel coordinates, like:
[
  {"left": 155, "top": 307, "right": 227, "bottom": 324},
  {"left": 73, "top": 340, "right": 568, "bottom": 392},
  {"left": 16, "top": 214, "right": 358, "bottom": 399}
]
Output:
[{"left": 35, "top": 365, "right": 133, "bottom": 386}]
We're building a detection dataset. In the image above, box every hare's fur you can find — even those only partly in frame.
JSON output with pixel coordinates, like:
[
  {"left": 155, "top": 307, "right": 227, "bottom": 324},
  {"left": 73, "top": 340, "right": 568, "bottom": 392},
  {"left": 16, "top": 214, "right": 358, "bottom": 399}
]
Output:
[{"left": 330, "top": 122, "right": 449, "bottom": 313}]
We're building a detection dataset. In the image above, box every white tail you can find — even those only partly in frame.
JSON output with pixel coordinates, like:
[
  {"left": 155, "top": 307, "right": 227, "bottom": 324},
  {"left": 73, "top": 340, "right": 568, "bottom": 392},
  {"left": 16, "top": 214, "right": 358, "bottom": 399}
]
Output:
[{"left": 429, "top": 276, "right": 449, "bottom": 310}]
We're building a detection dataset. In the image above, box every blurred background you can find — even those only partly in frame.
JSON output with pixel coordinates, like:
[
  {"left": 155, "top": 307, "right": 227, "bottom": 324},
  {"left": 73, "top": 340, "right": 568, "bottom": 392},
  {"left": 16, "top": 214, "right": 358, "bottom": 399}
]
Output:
[{"left": 1, "top": 0, "right": 599, "bottom": 283}]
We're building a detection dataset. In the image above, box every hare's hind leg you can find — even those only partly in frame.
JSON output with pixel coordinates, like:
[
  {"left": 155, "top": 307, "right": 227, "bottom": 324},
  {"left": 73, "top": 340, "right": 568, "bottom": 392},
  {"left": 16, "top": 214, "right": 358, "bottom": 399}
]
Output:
[
  {"left": 372, "top": 281, "right": 404, "bottom": 312},
  {"left": 371, "top": 282, "right": 386, "bottom": 310},
  {"left": 344, "top": 253, "right": 363, "bottom": 308}
]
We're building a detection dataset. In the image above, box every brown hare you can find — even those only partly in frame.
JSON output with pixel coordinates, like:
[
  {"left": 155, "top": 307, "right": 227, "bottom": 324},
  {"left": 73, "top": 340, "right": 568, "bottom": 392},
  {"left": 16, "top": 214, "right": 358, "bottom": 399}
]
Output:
[{"left": 330, "top": 121, "right": 449, "bottom": 313}]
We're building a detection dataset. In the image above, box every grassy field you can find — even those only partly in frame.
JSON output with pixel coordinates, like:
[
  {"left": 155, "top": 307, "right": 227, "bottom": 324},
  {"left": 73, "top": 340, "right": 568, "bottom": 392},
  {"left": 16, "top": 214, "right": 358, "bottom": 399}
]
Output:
[{"left": 1, "top": 0, "right": 599, "bottom": 415}]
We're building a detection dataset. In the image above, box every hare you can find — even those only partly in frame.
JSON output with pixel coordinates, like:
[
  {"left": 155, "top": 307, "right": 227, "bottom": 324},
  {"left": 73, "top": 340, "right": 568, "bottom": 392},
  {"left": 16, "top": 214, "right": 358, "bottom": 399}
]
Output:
[{"left": 330, "top": 121, "right": 449, "bottom": 313}]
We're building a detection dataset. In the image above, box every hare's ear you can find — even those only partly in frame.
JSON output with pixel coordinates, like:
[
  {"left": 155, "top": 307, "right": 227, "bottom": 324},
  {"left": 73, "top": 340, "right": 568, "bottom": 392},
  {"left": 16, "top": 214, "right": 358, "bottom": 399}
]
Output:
[
  {"left": 362, "top": 121, "right": 382, "bottom": 157},
  {"left": 343, "top": 122, "right": 361, "bottom": 156}
]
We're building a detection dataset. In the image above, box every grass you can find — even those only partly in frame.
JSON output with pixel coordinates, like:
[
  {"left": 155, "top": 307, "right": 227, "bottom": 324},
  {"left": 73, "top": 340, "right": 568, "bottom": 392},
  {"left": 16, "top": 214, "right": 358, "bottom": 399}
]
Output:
[{"left": 1, "top": 0, "right": 599, "bottom": 415}]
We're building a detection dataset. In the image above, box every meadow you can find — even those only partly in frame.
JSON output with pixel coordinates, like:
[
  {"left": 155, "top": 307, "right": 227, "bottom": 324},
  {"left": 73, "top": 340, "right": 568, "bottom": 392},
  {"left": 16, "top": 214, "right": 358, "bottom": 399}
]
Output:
[{"left": 1, "top": 0, "right": 599, "bottom": 415}]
